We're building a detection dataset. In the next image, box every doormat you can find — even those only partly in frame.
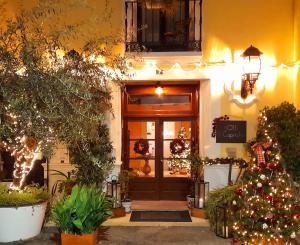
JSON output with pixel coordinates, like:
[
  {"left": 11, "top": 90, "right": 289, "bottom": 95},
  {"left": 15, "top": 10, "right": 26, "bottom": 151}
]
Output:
[{"left": 130, "top": 210, "right": 192, "bottom": 222}]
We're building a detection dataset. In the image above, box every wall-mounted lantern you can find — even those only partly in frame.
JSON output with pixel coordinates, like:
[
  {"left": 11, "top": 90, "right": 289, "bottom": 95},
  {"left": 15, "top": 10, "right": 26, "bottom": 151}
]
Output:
[{"left": 241, "top": 45, "right": 263, "bottom": 99}]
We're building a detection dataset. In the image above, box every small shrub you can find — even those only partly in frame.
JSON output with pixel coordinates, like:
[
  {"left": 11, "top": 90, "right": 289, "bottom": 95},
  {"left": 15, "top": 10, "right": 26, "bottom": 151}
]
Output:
[
  {"left": 0, "top": 184, "right": 49, "bottom": 207},
  {"left": 51, "top": 185, "right": 112, "bottom": 234},
  {"left": 205, "top": 185, "right": 238, "bottom": 231}
]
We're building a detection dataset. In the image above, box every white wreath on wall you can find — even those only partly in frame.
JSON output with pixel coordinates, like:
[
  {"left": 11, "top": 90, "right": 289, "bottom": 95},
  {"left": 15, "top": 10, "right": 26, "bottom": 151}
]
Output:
[{"left": 224, "top": 78, "right": 265, "bottom": 106}]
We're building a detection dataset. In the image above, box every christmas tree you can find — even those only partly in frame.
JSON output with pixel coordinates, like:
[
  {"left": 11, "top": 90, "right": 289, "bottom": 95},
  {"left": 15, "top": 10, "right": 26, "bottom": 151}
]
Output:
[
  {"left": 232, "top": 109, "right": 300, "bottom": 244},
  {"left": 168, "top": 127, "right": 191, "bottom": 175}
]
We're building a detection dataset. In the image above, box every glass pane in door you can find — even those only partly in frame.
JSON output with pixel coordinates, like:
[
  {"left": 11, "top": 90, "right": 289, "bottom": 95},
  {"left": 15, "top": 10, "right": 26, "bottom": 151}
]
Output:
[
  {"left": 128, "top": 121, "right": 155, "bottom": 178},
  {"left": 163, "top": 121, "right": 191, "bottom": 178}
]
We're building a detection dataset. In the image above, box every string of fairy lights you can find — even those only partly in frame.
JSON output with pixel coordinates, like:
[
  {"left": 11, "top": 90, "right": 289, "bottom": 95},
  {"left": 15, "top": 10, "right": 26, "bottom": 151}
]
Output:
[
  {"left": 1, "top": 135, "right": 43, "bottom": 190},
  {"left": 0, "top": 110, "right": 50, "bottom": 190}
]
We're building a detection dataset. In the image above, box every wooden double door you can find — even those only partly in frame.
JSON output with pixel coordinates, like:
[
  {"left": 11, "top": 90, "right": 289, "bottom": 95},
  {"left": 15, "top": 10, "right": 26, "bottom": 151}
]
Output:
[
  {"left": 122, "top": 84, "right": 199, "bottom": 200},
  {"left": 124, "top": 118, "right": 197, "bottom": 200}
]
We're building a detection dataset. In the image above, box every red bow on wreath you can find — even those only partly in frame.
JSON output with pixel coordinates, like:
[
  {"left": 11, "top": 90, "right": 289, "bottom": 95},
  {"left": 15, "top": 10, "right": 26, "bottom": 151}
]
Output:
[{"left": 251, "top": 141, "right": 272, "bottom": 164}]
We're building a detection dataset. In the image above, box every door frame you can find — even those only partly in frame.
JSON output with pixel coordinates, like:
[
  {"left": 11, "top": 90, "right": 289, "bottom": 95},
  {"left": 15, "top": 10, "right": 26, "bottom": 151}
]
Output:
[{"left": 121, "top": 83, "right": 200, "bottom": 200}]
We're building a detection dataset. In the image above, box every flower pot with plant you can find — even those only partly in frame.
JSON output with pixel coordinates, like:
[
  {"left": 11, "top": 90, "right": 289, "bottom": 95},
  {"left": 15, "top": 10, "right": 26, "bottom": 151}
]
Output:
[
  {"left": 119, "top": 169, "right": 134, "bottom": 213},
  {"left": 0, "top": 184, "right": 49, "bottom": 243},
  {"left": 52, "top": 185, "right": 112, "bottom": 245}
]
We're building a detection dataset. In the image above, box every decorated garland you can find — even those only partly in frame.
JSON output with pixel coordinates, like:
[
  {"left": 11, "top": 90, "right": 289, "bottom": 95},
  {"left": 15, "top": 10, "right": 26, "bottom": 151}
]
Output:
[
  {"left": 201, "top": 157, "right": 248, "bottom": 169},
  {"left": 211, "top": 115, "right": 230, "bottom": 138},
  {"left": 133, "top": 139, "right": 149, "bottom": 155},
  {"left": 170, "top": 139, "right": 185, "bottom": 154}
]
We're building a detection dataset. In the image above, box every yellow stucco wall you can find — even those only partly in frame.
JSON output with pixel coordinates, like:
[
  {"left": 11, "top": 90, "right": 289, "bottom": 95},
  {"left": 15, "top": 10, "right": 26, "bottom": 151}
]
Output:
[
  {"left": 203, "top": 0, "right": 294, "bottom": 64},
  {"left": 2, "top": 0, "right": 124, "bottom": 51},
  {"left": 203, "top": 0, "right": 300, "bottom": 117},
  {"left": 295, "top": 0, "right": 300, "bottom": 61},
  {"left": 201, "top": 0, "right": 299, "bottom": 158}
]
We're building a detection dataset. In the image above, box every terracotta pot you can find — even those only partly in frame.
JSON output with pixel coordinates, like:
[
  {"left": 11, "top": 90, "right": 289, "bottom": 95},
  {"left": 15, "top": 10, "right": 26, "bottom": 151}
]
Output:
[
  {"left": 112, "top": 207, "right": 126, "bottom": 217},
  {"left": 61, "top": 232, "right": 96, "bottom": 245},
  {"left": 190, "top": 207, "right": 206, "bottom": 218}
]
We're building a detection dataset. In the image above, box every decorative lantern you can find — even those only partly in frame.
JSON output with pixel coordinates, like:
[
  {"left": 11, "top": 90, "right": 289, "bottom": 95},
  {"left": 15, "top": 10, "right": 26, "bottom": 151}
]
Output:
[
  {"left": 193, "top": 180, "right": 209, "bottom": 209},
  {"left": 106, "top": 175, "right": 122, "bottom": 208},
  {"left": 241, "top": 45, "right": 263, "bottom": 99},
  {"left": 215, "top": 204, "right": 232, "bottom": 239}
]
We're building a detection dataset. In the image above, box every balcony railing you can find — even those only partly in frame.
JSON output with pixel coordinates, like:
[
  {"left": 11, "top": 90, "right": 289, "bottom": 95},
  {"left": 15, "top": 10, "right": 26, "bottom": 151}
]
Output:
[{"left": 125, "top": 0, "right": 202, "bottom": 52}]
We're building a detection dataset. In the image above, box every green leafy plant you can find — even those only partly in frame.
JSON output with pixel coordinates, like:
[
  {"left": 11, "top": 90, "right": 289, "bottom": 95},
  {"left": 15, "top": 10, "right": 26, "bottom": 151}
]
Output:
[
  {"left": 204, "top": 185, "right": 238, "bottom": 231},
  {"left": 69, "top": 124, "right": 115, "bottom": 187},
  {"left": 51, "top": 185, "right": 112, "bottom": 234},
  {"left": 118, "top": 169, "right": 135, "bottom": 201},
  {"left": 51, "top": 170, "right": 76, "bottom": 195},
  {"left": 250, "top": 102, "right": 300, "bottom": 180},
  {"left": 189, "top": 150, "right": 204, "bottom": 180},
  {"left": 0, "top": 184, "right": 49, "bottom": 207}
]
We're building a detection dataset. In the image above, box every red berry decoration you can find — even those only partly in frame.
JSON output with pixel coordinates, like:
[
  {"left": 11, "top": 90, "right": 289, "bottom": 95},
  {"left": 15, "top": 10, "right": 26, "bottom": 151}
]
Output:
[
  {"left": 259, "top": 162, "right": 267, "bottom": 169},
  {"left": 266, "top": 195, "right": 273, "bottom": 202},
  {"left": 252, "top": 166, "right": 261, "bottom": 172},
  {"left": 267, "top": 162, "right": 278, "bottom": 170},
  {"left": 292, "top": 213, "right": 300, "bottom": 220},
  {"left": 235, "top": 188, "right": 244, "bottom": 196}
]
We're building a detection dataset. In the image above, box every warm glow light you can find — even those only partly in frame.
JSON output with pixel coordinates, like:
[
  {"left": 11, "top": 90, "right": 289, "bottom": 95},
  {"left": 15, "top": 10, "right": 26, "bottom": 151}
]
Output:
[{"left": 155, "top": 86, "right": 163, "bottom": 95}]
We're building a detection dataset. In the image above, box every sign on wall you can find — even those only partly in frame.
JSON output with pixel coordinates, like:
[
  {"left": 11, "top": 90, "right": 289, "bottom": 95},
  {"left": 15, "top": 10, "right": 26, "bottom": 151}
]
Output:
[{"left": 216, "top": 121, "right": 247, "bottom": 143}]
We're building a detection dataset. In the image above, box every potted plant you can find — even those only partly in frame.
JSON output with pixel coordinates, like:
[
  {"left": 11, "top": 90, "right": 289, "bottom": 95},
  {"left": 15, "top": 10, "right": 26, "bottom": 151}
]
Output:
[
  {"left": 51, "top": 170, "right": 77, "bottom": 195},
  {"left": 186, "top": 151, "right": 204, "bottom": 207},
  {"left": 111, "top": 200, "right": 126, "bottom": 218},
  {"left": 52, "top": 185, "right": 112, "bottom": 245},
  {"left": 119, "top": 169, "right": 133, "bottom": 213},
  {"left": 0, "top": 184, "right": 49, "bottom": 243}
]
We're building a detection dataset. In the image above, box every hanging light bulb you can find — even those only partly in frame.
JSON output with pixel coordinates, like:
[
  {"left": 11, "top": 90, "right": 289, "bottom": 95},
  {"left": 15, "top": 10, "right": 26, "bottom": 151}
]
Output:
[{"left": 155, "top": 82, "right": 164, "bottom": 96}]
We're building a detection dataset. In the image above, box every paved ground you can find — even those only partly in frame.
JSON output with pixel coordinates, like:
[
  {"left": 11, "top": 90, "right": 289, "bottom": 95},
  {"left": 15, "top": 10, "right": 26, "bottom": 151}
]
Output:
[{"left": 1, "top": 226, "right": 231, "bottom": 245}]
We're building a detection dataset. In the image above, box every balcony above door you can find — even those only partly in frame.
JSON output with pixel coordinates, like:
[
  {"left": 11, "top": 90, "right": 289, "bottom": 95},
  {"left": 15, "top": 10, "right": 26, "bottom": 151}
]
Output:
[{"left": 125, "top": 0, "right": 202, "bottom": 52}]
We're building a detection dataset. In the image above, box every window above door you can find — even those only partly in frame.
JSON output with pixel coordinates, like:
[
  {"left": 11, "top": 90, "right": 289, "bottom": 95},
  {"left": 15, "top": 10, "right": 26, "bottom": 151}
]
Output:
[
  {"left": 123, "top": 85, "right": 199, "bottom": 117},
  {"left": 125, "top": 0, "right": 202, "bottom": 52}
]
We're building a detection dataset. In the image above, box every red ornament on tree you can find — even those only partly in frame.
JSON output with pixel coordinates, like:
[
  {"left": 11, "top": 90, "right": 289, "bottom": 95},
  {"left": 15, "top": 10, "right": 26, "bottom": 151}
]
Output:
[
  {"left": 265, "top": 195, "right": 273, "bottom": 202},
  {"left": 235, "top": 188, "right": 244, "bottom": 196},
  {"left": 267, "top": 162, "right": 279, "bottom": 171},
  {"left": 259, "top": 162, "right": 267, "bottom": 169},
  {"left": 292, "top": 213, "right": 300, "bottom": 220},
  {"left": 252, "top": 166, "right": 261, "bottom": 172}
]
